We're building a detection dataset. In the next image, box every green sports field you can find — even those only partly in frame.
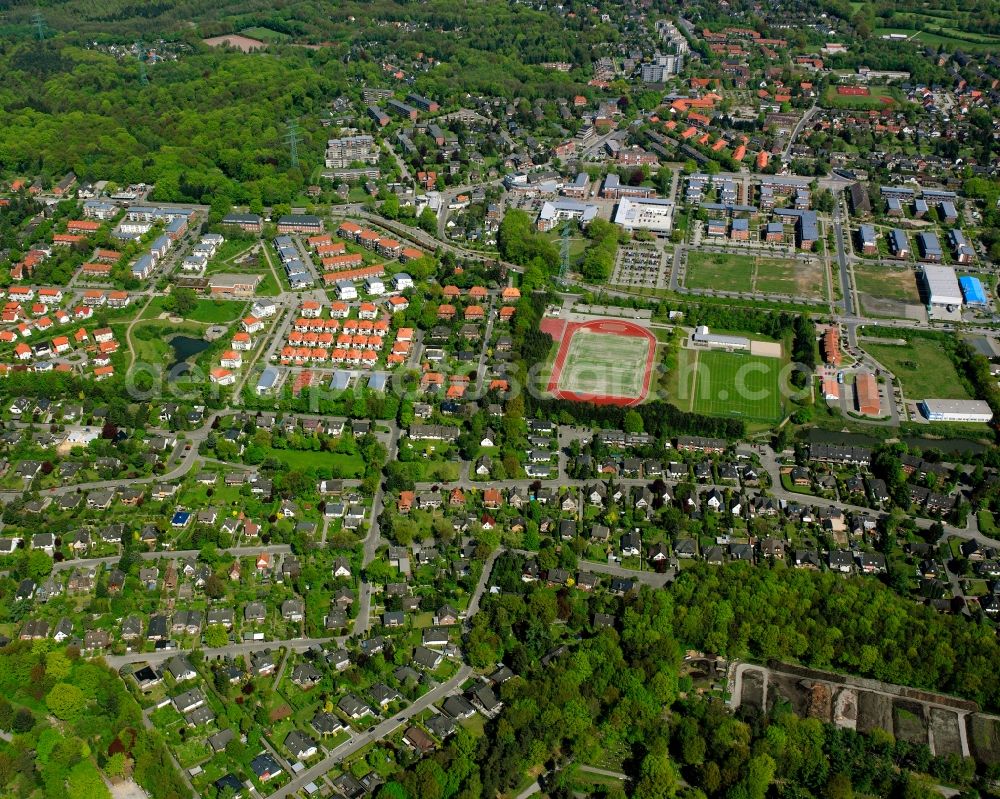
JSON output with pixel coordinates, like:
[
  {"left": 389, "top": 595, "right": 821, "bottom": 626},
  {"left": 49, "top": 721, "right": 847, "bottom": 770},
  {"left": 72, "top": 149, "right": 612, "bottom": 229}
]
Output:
[
  {"left": 555, "top": 329, "right": 651, "bottom": 399},
  {"left": 675, "top": 347, "right": 786, "bottom": 422}
]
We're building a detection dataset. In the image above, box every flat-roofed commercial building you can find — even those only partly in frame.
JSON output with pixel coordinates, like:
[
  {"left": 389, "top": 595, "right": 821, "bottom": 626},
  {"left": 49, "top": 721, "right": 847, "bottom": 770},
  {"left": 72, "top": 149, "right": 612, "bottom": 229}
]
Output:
[
  {"left": 613, "top": 197, "right": 675, "bottom": 233},
  {"left": 918, "top": 398, "right": 993, "bottom": 423},
  {"left": 208, "top": 273, "right": 263, "bottom": 297},
  {"left": 920, "top": 264, "right": 962, "bottom": 308},
  {"left": 690, "top": 325, "right": 750, "bottom": 351}
]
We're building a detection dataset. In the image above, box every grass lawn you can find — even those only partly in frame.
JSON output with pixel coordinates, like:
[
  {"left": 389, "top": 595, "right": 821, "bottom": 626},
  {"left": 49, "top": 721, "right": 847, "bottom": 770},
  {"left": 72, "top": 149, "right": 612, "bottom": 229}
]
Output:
[
  {"left": 240, "top": 26, "right": 291, "bottom": 42},
  {"left": 555, "top": 328, "right": 652, "bottom": 399},
  {"left": 853, "top": 263, "right": 920, "bottom": 302},
  {"left": 129, "top": 320, "right": 206, "bottom": 364},
  {"left": 541, "top": 229, "right": 587, "bottom": 262},
  {"left": 266, "top": 448, "right": 365, "bottom": 477},
  {"left": 978, "top": 510, "right": 997, "bottom": 536},
  {"left": 174, "top": 737, "right": 212, "bottom": 769},
  {"left": 874, "top": 26, "right": 1000, "bottom": 51},
  {"left": 460, "top": 713, "right": 486, "bottom": 736},
  {"left": 686, "top": 251, "right": 823, "bottom": 299},
  {"left": 672, "top": 347, "right": 786, "bottom": 423},
  {"left": 685, "top": 251, "right": 754, "bottom": 293},
  {"left": 864, "top": 339, "right": 970, "bottom": 400},
  {"left": 257, "top": 271, "right": 281, "bottom": 296},
  {"left": 186, "top": 299, "right": 246, "bottom": 324}
]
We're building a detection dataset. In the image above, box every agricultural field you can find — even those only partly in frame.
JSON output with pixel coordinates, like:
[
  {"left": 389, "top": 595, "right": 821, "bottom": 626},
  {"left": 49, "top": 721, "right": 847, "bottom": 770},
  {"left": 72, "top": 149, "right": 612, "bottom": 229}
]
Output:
[
  {"left": 673, "top": 347, "right": 786, "bottom": 423},
  {"left": 863, "top": 338, "right": 971, "bottom": 400},
  {"left": 686, "top": 251, "right": 825, "bottom": 300}
]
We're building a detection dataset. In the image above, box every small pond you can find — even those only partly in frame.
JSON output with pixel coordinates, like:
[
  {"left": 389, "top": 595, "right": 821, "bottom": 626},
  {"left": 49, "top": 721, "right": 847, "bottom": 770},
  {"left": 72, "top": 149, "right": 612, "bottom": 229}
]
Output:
[{"left": 168, "top": 335, "right": 211, "bottom": 374}]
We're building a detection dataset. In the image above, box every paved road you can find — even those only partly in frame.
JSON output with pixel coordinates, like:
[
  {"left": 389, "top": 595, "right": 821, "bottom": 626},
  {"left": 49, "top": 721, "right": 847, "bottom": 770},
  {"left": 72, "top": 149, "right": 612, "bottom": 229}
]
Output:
[
  {"left": 269, "top": 664, "right": 472, "bottom": 799},
  {"left": 105, "top": 634, "right": 333, "bottom": 669},
  {"left": 0, "top": 420, "right": 217, "bottom": 503},
  {"left": 52, "top": 544, "right": 291, "bottom": 573},
  {"left": 353, "top": 424, "right": 403, "bottom": 637},
  {"left": 465, "top": 547, "right": 502, "bottom": 619},
  {"left": 781, "top": 104, "right": 819, "bottom": 161},
  {"left": 580, "top": 559, "right": 674, "bottom": 587}
]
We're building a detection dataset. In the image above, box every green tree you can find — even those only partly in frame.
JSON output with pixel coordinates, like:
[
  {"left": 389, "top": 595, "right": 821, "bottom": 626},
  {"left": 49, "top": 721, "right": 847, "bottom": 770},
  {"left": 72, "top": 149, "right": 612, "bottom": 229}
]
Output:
[
  {"left": 203, "top": 625, "right": 229, "bottom": 648},
  {"left": 170, "top": 287, "right": 198, "bottom": 316},
  {"left": 105, "top": 752, "right": 128, "bottom": 780},
  {"left": 418, "top": 207, "right": 437, "bottom": 234},
  {"left": 67, "top": 760, "right": 111, "bottom": 799},
  {"left": 46, "top": 682, "right": 87, "bottom": 721},
  {"left": 27, "top": 549, "right": 53, "bottom": 582},
  {"left": 624, "top": 410, "right": 644, "bottom": 433}
]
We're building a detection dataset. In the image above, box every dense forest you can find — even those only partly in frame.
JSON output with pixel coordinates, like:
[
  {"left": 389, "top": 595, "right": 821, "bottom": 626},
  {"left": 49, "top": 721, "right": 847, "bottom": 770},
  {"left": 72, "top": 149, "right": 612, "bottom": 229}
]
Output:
[
  {"left": 0, "top": 0, "right": 614, "bottom": 206},
  {"left": 381, "top": 557, "right": 995, "bottom": 799},
  {"left": 670, "top": 563, "right": 1000, "bottom": 713},
  {"left": 0, "top": 641, "right": 188, "bottom": 799}
]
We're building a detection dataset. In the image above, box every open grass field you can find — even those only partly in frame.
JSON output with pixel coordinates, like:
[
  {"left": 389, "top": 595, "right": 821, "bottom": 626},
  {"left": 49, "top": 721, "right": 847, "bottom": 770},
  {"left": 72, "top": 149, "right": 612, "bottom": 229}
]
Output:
[
  {"left": 853, "top": 263, "right": 921, "bottom": 303},
  {"left": 863, "top": 339, "right": 970, "bottom": 400},
  {"left": 874, "top": 24, "right": 1000, "bottom": 51},
  {"left": 685, "top": 252, "right": 754, "bottom": 293},
  {"left": 240, "top": 26, "right": 292, "bottom": 42},
  {"left": 674, "top": 347, "right": 786, "bottom": 423},
  {"left": 186, "top": 299, "right": 246, "bottom": 324},
  {"left": 556, "top": 329, "right": 650, "bottom": 399},
  {"left": 686, "top": 251, "right": 826, "bottom": 300},
  {"left": 265, "top": 448, "right": 365, "bottom": 477}
]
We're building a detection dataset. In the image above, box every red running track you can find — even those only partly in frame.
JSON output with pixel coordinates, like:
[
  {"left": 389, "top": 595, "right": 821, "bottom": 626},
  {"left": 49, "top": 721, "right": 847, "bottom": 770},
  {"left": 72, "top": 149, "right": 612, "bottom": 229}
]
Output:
[{"left": 545, "top": 318, "right": 657, "bottom": 407}]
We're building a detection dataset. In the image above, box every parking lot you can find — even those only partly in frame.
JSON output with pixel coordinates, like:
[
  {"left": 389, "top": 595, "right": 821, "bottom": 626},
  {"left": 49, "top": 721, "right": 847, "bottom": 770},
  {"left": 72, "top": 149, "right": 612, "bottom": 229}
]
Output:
[{"left": 611, "top": 242, "right": 667, "bottom": 289}]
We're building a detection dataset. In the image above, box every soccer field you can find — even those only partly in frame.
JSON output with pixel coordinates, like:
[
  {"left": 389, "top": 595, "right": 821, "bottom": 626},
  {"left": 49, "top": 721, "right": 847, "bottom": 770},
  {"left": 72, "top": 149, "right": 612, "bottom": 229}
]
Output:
[
  {"left": 556, "top": 330, "right": 652, "bottom": 399},
  {"left": 676, "top": 348, "right": 786, "bottom": 422}
]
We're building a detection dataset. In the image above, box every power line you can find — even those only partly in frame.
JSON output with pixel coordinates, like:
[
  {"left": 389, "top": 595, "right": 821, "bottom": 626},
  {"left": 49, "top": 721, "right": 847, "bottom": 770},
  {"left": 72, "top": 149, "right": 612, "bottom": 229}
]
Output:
[
  {"left": 285, "top": 118, "right": 300, "bottom": 169},
  {"left": 31, "top": 10, "right": 47, "bottom": 40},
  {"left": 135, "top": 41, "right": 148, "bottom": 86}
]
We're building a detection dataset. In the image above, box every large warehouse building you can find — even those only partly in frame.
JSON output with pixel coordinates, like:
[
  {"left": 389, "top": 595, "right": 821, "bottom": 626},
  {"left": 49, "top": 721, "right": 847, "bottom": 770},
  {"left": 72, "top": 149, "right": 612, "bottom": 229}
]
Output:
[
  {"left": 920, "top": 265, "right": 963, "bottom": 308},
  {"left": 918, "top": 399, "right": 993, "bottom": 423}
]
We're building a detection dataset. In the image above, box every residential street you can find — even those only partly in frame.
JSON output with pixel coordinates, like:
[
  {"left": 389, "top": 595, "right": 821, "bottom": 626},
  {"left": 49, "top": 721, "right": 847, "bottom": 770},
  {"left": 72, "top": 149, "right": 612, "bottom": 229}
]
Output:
[{"left": 268, "top": 664, "right": 473, "bottom": 799}]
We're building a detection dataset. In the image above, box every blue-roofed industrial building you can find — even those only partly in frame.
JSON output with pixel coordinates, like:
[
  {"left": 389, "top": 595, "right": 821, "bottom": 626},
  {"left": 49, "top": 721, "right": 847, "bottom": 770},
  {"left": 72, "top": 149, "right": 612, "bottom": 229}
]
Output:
[{"left": 959, "top": 276, "right": 988, "bottom": 306}]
